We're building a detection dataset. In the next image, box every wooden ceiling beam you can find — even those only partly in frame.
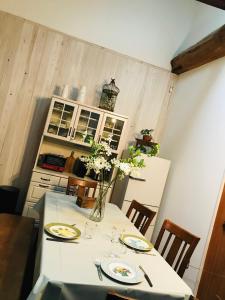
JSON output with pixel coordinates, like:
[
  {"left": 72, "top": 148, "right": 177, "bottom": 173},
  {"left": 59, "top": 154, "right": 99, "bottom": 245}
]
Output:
[
  {"left": 171, "top": 24, "right": 225, "bottom": 74},
  {"left": 196, "top": 0, "right": 225, "bottom": 10}
]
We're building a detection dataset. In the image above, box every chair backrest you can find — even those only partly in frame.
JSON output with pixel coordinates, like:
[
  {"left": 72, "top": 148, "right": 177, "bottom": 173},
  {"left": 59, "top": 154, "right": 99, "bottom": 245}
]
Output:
[
  {"left": 126, "top": 200, "right": 156, "bottom": 235},
  {"left": 154, "top": 219, "right": 200, "bottom": 278},
  {"left": 66, "top": 177, "right": 97, "bottom": 198},
  {"left": 106, "top": 291, "right": 136, "bottom": 300}
]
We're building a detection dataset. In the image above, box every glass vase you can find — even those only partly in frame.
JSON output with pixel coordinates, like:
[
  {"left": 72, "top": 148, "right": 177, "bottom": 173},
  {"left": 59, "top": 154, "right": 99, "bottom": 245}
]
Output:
[{"left": 89, "top": 192, "right": 106, "bottom": 222}]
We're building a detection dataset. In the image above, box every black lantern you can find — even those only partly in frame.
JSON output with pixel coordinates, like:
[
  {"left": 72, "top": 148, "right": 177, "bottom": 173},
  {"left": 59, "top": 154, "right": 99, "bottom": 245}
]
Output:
[{"left": 99, "top": 79, "right": 120, "bottom": 112}]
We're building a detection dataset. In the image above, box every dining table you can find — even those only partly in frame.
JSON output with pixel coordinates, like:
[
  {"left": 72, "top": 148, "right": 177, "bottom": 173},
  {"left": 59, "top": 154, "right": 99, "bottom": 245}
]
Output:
[{"left": 27, "top": 191, "right": 193, "bottom": 300}]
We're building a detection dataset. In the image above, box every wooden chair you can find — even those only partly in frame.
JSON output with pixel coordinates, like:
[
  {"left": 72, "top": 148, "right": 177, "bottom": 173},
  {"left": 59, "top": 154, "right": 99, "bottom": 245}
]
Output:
[
  {"left": 107, "top": 291, "right": 136, "bottom": 300},
  {"left": 154, "top": 219, "right": 200, "bottom": 278},
  {"left": 66, "top": 177, "right": 97, "bottom": 208},
  {"left": 126, "top": 200, "right": 156, "bottom": 235}
]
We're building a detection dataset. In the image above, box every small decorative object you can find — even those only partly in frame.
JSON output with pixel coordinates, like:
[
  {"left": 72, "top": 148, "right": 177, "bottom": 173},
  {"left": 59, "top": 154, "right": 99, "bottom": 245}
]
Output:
[
  {"left": 64, "top": 151, "right": 75, "bottom": 173},
  {"left": 99, "top": 79, "right": 120, "bottom": 112},
  {"left": 140, "top": 129, "right": 154, "bottom": 142},
  {"left": 81, "top": 138, "right": 150, "bottom": 222},
  {"left": 62, "top": 84, "right": 69, "bottom": 98},
  {"left": 77, "top": 85, "right": 86, "bottom": 102}
]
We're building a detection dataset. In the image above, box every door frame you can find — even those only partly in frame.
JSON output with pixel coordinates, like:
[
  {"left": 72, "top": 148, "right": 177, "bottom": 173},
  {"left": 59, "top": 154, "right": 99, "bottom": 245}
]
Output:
[{"left": 195, "top": 169, "right": 225, "bottom": 294}]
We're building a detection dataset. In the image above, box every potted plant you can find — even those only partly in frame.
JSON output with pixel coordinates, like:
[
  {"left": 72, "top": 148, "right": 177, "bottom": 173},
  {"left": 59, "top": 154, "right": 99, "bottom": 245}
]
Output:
[{"left": 140, "top": 129, "right": 154, "bottom": 142}]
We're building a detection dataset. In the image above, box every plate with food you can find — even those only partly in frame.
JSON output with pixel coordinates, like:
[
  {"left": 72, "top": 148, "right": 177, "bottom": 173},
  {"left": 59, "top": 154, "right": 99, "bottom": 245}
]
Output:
[
  {"left": 44, "top": 223, "right": 81, "bottom": 240},
  {"left": 120, "top": 234, "right": 153, "bottom": 252},
  {"left": 101, "top": 259, "right": 143, "bottom": 284}
]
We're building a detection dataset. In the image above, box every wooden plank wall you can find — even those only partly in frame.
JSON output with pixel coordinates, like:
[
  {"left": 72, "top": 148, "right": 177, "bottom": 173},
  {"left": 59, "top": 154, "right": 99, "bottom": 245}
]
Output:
[{"left": 0, "top": 11, "right": 176, "bottom": 205}]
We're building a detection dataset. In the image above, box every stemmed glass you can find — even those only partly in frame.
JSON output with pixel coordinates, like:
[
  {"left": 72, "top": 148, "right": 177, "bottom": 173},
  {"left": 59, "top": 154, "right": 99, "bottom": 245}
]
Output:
[
  {"left": 83, "top": 221, "right": 98, "bottom": 239},
  {"left": 109, "top": 226, "right": 127, "bottom": 257}
]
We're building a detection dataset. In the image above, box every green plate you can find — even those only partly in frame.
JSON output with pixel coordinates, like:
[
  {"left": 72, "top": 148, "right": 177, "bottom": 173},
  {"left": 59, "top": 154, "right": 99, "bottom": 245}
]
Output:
[
  {"left": 120, "top": 234, "right": 153, "bottom": 252},
  {"left": 44, "top": 223, "right": 81, "bottom": 240}
]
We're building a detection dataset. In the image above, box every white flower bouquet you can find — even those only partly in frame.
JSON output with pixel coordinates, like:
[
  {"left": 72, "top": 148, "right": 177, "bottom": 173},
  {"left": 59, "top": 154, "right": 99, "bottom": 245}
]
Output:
[{"left": 81, "top": 137, "right": 158, "bottom": 222}]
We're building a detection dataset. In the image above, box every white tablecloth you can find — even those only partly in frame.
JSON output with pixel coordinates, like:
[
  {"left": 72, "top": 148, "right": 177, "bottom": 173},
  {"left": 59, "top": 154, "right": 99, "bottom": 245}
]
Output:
[{"left": 28, "top": 192, "right": 192, "bottom": 300}]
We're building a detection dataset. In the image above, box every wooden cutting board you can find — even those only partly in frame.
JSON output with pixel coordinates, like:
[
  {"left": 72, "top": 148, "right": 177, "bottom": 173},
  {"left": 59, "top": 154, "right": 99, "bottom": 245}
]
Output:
[{"left": 64, "top": 151, "right": 75, "bottom": 173}]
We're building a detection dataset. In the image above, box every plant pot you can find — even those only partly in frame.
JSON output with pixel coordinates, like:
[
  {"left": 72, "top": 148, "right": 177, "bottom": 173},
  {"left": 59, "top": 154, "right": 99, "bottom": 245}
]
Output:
[{"left": 143, "top": 135, "right": 152, "bottom": 142}]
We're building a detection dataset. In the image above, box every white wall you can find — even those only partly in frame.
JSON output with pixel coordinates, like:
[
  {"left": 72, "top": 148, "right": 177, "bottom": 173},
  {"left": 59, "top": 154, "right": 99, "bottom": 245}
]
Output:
[
  {"left": 153, "top": 57, "right": 225, "bottom": 291},
  {"left": 152, "top": 3, "right": 225, "bottom": 292},
  {"left": 177, "top": 1, "right": 225, "bottom": 54},
  {"left": 0, "top": 0, "right": 196, "bottom": 70}
]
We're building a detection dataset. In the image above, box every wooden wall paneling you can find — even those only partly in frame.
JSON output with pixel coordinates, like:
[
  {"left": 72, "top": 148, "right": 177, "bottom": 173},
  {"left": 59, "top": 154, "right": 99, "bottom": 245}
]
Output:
[
  {"left": 11, "top": 26, "right": 48, "bottom": 183},
  {"left": 0, "top": 11, "right": 173, "bottom": 211},
  {"left": 0, "top": 20, "right": 37, "bottom": 183},
  {"left": 78, "top": 45, "right": 118, "bottom": 107},
  {"left": 0, "top": 13, "right": 23, "bottom": 111},
  {"left": 0, "top": 14, "right": 24, "bottom": 158},
  {"left": 52, "top": 37, "right": 85, "bottom": 98},
  {"left": 113, "top": 58, "right": 148, "bottom": 143},
  {"left": 134, "top": 67, "right": 172, "bottom": 140},
  {"left": 14, "top": 27, "right": 64, "bottom": 207}
]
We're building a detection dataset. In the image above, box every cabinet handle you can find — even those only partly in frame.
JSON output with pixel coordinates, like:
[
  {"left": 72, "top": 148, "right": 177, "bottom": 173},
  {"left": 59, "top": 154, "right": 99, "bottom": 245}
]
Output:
[
  {"left": 40, "top": 177, "right": 50, "bottom": 181},
  {"left": 68, "top": 127, "right": 72, "bottom": 137},
  {"left": 71, "top": 128, "right": 75, "bottom": 139},
  {"left": 39, "top": 184, "right": 49, "bottom": 188}
]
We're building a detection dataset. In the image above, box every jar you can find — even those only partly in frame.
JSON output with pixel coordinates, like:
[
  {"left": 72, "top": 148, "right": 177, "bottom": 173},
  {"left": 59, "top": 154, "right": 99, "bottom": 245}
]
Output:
[{"left": 99, "top": 79, "right": 120, "bottom": 112}]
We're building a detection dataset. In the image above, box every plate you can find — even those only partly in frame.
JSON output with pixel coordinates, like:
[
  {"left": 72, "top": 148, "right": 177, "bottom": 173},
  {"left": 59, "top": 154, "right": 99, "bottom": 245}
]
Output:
[
  {"left": 101, "top": 259, "right": 143, "bottom": 284},
  {"left": 120, "top": 234, "right": 153, "bottom": 252},
  {"left": 44, "top": 223, "right": 81, "bottom": 240}
]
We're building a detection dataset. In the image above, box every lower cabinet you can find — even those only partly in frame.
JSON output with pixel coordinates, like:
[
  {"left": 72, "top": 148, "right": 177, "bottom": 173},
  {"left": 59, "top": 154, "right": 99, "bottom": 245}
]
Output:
[{"left": 23, "top": 169, "right": 111, "bottom": 221}]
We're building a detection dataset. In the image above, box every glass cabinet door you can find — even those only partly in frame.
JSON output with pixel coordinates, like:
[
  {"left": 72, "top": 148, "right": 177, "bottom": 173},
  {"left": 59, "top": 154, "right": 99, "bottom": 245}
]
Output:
[
  {"left": 71, "top": 107, "right": 102, "bottom": 145},
  {"left": 44, "top": 99, "right": 77, "bottom": 140},
  {"left": 100, "top": 114, "right": 125, "bottom": 152}
]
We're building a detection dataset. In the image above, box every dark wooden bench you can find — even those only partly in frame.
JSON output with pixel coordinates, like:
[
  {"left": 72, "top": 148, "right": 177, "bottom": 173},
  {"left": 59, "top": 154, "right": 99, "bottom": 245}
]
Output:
[{"left": 0, "top": 213, "right": 35, "bottom": 300}]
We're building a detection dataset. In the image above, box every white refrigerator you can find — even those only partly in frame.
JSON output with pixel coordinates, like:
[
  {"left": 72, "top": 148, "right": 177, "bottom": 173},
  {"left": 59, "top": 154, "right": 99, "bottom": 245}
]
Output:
[{"left": 110, "top": 155, "right": 170, "bottom": 241}]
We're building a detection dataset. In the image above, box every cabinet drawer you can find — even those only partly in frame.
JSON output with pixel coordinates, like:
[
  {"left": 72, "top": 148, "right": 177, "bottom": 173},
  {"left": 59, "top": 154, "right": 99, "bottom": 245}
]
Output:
[
  {"left": 31, "top": 171, "right": 60, "bottom": 186},
  {"left": 30, "top": 183, "right": 55, "bottom": 200},
  {"left": 28, "top": 183, "right": 66, "bottom": 203}
]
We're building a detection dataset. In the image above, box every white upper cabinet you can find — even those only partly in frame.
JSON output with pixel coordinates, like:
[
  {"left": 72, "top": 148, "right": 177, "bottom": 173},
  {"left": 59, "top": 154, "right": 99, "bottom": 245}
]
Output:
[
  {"left": 71, "top": 106, "right": 103, "bottom": 146},
  {"left": 44, "top": 98, "right": 78, "bottom": 141},
  {"left": 44, "top": 97, "right": 128, "bottom": 154},
  {"left": 99, "top": 113, "right": 126, "bottom": 153}
]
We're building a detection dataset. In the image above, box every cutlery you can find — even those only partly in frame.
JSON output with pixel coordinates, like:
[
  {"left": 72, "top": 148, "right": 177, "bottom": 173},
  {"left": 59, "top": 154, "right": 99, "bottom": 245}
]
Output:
[
  {"left": 135, "top": 250, "right": 156, "bottom": 256},
  {"left": 46, "top": 237, "right": 79, "bottom": 244},
  {"left": 94, "top": 259, "right": 103, "bottom": 281},
  {"left": 139, "top": 265, "right": 153, "bottom": 287}
]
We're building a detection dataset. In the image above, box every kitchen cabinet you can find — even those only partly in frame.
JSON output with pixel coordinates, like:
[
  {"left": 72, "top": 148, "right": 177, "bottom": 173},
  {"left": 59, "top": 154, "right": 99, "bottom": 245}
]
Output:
[
  {"left": 23, "top": 169, "right": 112, "bottom": 221},
  {"left": 23, "top": 95, "right": 128, "bottom": 220},
  {"left": 44, "top": 98, "right": 78, "bottom": 142},
  {"left": 72, "top": 106, "right": 103, "bottom": 146},
  {"left": 99, "top": 113, "right": 126, "bottom": 153},
  {"left": 22, "top": 170, "right": 67, "bottom": 221},
  {"left": 44, "top": 96, "right": 128, "bottom": 153}
]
